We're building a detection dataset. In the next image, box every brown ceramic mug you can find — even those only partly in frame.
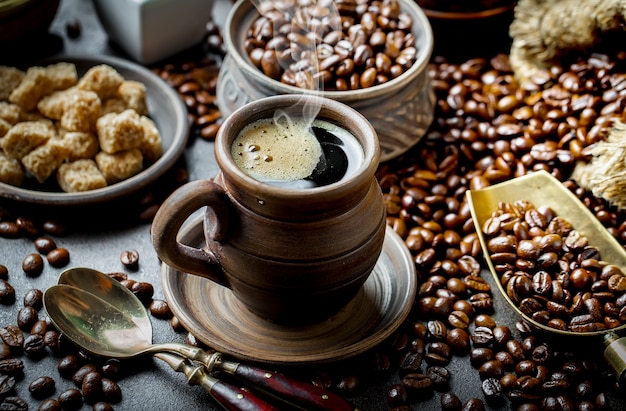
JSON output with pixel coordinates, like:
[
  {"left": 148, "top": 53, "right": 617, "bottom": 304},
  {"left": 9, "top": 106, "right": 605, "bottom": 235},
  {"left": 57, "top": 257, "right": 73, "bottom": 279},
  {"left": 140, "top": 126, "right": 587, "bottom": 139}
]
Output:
[{"left": 151, "top": 94, "right": 386, "bottom": 324}]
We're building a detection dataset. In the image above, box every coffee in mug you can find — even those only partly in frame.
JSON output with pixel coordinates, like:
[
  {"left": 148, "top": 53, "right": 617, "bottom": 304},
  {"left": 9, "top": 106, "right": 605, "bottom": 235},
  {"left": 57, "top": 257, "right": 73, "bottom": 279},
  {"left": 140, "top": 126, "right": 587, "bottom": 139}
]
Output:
[{"left": 231, "top": 117, "right": 364, "bottom": 189}]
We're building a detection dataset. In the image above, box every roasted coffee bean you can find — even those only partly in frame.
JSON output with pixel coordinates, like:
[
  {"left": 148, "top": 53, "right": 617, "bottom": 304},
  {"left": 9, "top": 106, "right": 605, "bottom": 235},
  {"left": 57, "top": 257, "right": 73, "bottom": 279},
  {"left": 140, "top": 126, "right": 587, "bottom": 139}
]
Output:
[
  {"left": 402, "top": 373, "right": 433, "bottom": 394},
  {"left": 23, "top": 334, "right": 46, "bottom": 356},
  {"left": 131, "top": 282, "right": 154, "bottom": 305},
  {"left": 38, "top": 398, "right": 62, "bottom": 411},
  {"left": 17, "top": 306, "right": 38, "bottom": 331},
  {"left": 481, "top": 378, "right": 504, "bottom": 405},
  {"left": 43, "top": 330, "right": 60, "bottom": 350},
  {"left": 28, "top": 376, "right": 55, "bottom": 399},
  {"left": 82, "top": 371, "right": 102, "bottom": 404},
  {"left": 446, "top": 328, "right": 470, "bottom": 354},
  {"left": 47, "top": 248, "right": 70, "bottom": 268},
  {"left": 120, "top": 249, "right": 139, "bottom": 270},
  {"left": 92, "top": 402, "right": 114, "bottom": 411},
  {"left": 0, "top": 222, "right": 20, "bottom": 239},
  {"left": 326, "top": 372, "right": 356, "bottom": 394},
  {"left": 22, "top": 253, "right": 44, "bottom": 276},
  {"left": 426, "top": 366, "right": 451, "bottom": 391},
  {"left": 0, "top": 344, "right": 10, "bottom": 361},
  {"left": 42, "top": 220, "right": 67, "bottom": 237},
  {"left": 170, "top": 316, "right": 185, "bottom": 333},
  {"left": 0, "top": 359, "right": 23, "bottom": 375},
  {"left": 33, "top": 237, "right": 57, "bottom": 254},
  {"left": 0, "top": 325, "right": 23, "bottom": 348},
  {"left": 386, "top": 383, "right": 407, "bottom": 406},
  {"left": 72, "top": 364, "right": 97, "bottom": 387},
  {"left": 57, "top": 387, "right": 83, "bottom": 410},
  {"left": 1, "top": 396, "right": 27, "bottom": 410},
  {"left": 440, "top": 391, "right": 462, "bottom": 410},
  {"left": 0, "top": 265, "right": 7, "bottom": 280},
  {"left": 461, "top": 397, "right": 485, "bottom": 411},
  {"left": 149, "top": 299, "right": 172, "bottom": 319},
  {"left": 23, "top": 288, "right": 43, "bottom": 310},
  {"left": 0, "top": 281, "right": 15, "bottom": 305},
  {"left": 399, "top": 351, "right": 422, "bottom": 374},
  {"left": 101, "top": 378, "right": 121, "bottom": 403},
  {"left": 100, "top": 359, "right": 122, "bottom": 381},
  {"left": 0, "top": 375, "right": 15, "bottom": 399},
  {"left": 479, "top": 360, "right": 504, "bottom": 380}
]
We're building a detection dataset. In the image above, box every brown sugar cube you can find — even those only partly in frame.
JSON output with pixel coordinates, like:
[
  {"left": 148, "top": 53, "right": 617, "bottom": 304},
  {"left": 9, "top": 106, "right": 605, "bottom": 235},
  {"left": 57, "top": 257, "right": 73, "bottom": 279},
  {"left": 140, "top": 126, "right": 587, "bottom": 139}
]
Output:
[
  {"left": 57, "top": 159, "right": 107, "bottom": 192},
  {"left": 37, "top": 87, "right": 75, "bottom": 120},
  {"left": 96, "top": 109, "right": 143, "bottom": 154},
  {"left": 0, "top": 150, "right": 25, "bottom": 186},
  {"left": 37, "top": 90, "right": 66, "bottom": 120},
  {"left": 139, "top": 116, "right": 162, "bottom": 163},
  {"left": 9, "top": 63, "right": 77, "bottom": 111},
  {"left": 95, "top": 148, "right": 143, "bottom": 184},
  {"left": 0, "top": 118, "right": 11, "bottom": 137},
  {"left": 46, "top": 62, "right": 78, "bottom": 90},
  {"left": 0, "top": 101, "right": 21, "bottom": 125},
  {"left": 101, "top": 98, "right": 128, "bottom": 115},
  {"left": 0, "top": 66, "right": 25, "bottom": 101},
  {"left": 118, "top": 80, "right": 148, "bottom": 115},
  {"left": 9, "top": 67, "right": 51, "bottom": 111},
  {"left": 77, "top": 64, "right": 124, "bottom": 99},
  {"left": 21, "top": 138, "right": 68, "bottom": 183},
  {"left": 1, "top": 120, "right": 55, "bottom": 159},
  {"left": 60, "top": 89, "right": 101, "bottom": 132},
  {"left": 61, "top": 131, "right": 100, "bottom": 161}
]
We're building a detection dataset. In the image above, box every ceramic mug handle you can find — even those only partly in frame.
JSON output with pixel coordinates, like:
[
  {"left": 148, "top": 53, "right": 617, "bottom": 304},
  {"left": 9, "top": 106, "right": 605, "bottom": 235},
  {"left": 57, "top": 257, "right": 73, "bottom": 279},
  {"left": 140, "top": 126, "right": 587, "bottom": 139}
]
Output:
[{"left": 152, "top": 179, "right": 230, "bottom": 287}]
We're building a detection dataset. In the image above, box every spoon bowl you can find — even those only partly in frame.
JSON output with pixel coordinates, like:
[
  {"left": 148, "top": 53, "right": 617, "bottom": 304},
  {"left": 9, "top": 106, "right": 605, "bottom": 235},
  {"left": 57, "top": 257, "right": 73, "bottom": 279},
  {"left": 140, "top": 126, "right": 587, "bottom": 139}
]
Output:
[{"left": 57, "top": 267, "right": 152, "bottom": 336}]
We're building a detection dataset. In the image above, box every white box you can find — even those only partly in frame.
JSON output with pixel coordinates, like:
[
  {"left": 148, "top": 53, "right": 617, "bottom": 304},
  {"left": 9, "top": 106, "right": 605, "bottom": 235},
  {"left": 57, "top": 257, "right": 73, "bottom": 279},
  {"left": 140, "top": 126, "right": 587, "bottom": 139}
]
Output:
[{"left": 92, "top": 0, "right": 214, "bottom": 64}]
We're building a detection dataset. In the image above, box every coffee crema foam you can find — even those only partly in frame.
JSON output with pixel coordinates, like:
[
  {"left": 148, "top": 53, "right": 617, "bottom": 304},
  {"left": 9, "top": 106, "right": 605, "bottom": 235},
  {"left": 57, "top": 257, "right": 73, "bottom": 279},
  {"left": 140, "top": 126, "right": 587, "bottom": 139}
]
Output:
[{"left": 232, "top": 117, "right": 361, "bottom": 188}]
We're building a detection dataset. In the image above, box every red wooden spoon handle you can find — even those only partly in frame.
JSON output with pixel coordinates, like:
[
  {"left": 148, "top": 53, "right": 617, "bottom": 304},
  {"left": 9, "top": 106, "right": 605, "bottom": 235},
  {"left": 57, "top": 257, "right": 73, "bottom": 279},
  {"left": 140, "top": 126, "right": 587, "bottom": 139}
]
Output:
[{"left": 231, "top": 364, "right": 356, "bottom": 411}]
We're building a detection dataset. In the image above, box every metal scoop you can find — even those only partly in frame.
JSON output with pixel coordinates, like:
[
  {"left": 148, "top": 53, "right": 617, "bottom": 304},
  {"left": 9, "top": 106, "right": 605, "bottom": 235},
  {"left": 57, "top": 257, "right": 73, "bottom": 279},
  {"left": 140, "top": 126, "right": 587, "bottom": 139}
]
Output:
[
  {"left": 466, "top": 170, "right": 626, "bottom": 386},
  {"left": 49, "top": 267, "right": 357, "bottom": 411}
]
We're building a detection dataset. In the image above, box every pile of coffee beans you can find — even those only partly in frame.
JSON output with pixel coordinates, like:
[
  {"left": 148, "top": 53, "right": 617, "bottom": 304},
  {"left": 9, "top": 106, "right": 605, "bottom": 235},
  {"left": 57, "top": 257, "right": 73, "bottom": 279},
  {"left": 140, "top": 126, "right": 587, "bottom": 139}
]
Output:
[
  {"left": 244, "top": 0, "right": 418, "bottom": 90},
  {"left": 150, "top": 49, "right": 222, "bottom": 142},
  {"left": 361, "top": 50, "right": 626, "bottom": 409},
  {"left": 483, "top": 200, "right": 626, "bottom": 333}
]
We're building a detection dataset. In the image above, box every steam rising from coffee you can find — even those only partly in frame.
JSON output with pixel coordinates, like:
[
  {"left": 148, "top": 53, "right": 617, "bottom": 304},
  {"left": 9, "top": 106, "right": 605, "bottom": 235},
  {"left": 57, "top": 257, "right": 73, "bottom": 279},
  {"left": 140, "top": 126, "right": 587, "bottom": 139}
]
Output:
[{"left": 238, "top": 0, "right": 361, "bottom": 188}]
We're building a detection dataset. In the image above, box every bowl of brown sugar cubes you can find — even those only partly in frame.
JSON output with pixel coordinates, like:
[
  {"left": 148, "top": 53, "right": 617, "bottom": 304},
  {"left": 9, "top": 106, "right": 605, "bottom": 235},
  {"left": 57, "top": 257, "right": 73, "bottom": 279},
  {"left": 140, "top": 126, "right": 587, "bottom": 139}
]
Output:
[
  {"left": 0, "top": 55, "right": 188, "bottom": 205},
  {"left": 216, "top": 0, "right": 435, "bottom": 162}
]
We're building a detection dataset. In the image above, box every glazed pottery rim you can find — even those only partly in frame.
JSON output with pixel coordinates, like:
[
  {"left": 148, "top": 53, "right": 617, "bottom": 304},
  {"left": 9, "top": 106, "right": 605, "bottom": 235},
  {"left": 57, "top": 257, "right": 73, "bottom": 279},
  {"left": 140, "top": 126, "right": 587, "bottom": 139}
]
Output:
[
  {"left": 422, "top": 4, "right": 515, "bottom": 20},
  {"left": 214, "top": 94, "right": 380, "bottom": 199},
  {"left": 224, "top": 0, "right": 434, "bottom": 101}
]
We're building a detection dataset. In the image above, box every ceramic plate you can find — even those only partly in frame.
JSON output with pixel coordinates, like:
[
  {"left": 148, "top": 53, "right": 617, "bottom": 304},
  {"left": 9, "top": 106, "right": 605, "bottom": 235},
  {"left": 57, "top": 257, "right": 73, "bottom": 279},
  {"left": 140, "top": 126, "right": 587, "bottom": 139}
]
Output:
[
  {"left": 161, "top": 216, "right": 417, "bottom": 365},
  {"left": 0, "top": 54, "right": 188, "bottom": 205}
]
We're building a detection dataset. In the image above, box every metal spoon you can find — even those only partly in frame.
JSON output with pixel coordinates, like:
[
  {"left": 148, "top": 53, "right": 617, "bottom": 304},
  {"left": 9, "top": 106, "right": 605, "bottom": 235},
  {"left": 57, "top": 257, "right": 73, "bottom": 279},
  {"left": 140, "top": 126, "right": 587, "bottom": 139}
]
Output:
[
  {"left": 44, "top": 284, "right": 279, "bottom": 411},
  {"left": 51, "top": 267, "right": 358, "bottom": 411}
]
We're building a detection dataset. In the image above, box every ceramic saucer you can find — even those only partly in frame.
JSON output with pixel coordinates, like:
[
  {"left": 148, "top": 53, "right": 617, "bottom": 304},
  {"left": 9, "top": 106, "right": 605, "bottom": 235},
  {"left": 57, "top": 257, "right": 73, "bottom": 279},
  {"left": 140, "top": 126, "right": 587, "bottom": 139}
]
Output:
[{"left": 161, "top": 215, "right": 416, "bottom": 365}]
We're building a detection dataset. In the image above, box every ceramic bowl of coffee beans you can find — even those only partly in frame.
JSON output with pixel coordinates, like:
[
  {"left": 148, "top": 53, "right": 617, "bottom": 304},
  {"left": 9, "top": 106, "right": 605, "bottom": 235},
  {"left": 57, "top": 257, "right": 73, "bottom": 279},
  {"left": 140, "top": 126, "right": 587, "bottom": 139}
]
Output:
[
  {"left": 416, "top": 0, "right": 517, "bottom": 60},
  {"left": 467, "top": 170, "right": 626, "bottom": 339},
  {"left": 216, "top": 0, "right": 435, "bottom": 163}
]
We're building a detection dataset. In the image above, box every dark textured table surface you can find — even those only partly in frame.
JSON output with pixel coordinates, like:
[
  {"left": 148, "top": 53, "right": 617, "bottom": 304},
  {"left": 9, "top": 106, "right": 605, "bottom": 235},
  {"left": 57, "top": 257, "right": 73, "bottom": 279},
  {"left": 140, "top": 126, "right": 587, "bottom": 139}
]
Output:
[{"left": 1, "top": 0, "right": 626, "bottom": 410}]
